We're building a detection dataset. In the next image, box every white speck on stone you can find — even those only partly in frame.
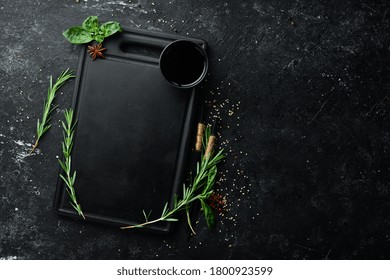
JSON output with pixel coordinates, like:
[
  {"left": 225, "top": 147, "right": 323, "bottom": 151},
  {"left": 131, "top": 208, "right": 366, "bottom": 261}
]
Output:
[{"left": 13, "top": 140, "right": 23, "bottom": 146}]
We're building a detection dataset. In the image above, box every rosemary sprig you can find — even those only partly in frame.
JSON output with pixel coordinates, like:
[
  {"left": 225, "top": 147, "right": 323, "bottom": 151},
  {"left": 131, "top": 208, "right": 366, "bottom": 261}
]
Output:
[
  {"left": 29, "top": 69, "right": 75, "bottom": 154},
  {"left": 121, "top": 126, "right": 226, "bottom": 232},
  {"left": 58, "top": 109, "right": 85, "bottom": 219}
]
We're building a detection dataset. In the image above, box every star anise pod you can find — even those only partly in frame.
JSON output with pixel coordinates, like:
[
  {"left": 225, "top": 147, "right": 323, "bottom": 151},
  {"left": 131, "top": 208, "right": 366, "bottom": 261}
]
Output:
[{"left": 87, "top": 43, "right": 107, "bottom": 60}]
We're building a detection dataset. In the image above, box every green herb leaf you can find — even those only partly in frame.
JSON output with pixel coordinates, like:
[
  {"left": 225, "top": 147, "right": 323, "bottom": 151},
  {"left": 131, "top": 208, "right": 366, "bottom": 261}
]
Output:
[
  {"left": 201, "top": 200, "right": 215, "bottom": 229},
  {"left": 94, "top": 34, "right": 105, "bottom": 44},
  {"left": 82, "top": 16, "right": 99, "bottom": 33},
  {"left": 64, "top": 16, "right": 122, "bottom": 46},
  {"left": 58, "top": 159, "right": 66, "bottom": 171},
  {"left": 161, "top": 202, "right": 168, "bottom": 217},
  {"left": 164, "top": 218, "right": 179, "bottom": 222},
  {"left": 63, "top": 26, "right": 93, "bottom": 44},
  {"left": 99, "top": 21, "right": 122, "bottom": 38}
]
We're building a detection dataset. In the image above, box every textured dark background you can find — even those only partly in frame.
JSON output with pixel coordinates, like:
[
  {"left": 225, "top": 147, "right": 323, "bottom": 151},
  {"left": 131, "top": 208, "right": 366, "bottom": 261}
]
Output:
[{"left": 1, "top": 0, "right": 390, "bottom": 260}]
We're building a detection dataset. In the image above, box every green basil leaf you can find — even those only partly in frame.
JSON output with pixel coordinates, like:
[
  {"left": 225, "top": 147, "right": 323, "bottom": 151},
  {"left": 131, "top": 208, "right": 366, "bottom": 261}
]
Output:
[
  {"left": 202, "top": 165, "right": 217, "bottom": 195},
  {"left": 63, "top": 26, "right": 93, "bottom": 44},
  {"left": 99, "top": 21, "right": 122, "bottom": 38},
  {"left": 94, "top": 34, "right": 105, "bottom": 43},
  {"left": 201, "top": 200, "right": 215, "bottom": 229},
  {"left": 82, "top": 16, "right": 99, "bottom": 33}
]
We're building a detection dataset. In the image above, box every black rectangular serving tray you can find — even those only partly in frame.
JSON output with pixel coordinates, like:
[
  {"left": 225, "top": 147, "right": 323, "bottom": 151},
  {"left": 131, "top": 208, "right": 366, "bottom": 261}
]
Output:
[{"left": 53, "top": 27, "right": 206, "bottom": 234}]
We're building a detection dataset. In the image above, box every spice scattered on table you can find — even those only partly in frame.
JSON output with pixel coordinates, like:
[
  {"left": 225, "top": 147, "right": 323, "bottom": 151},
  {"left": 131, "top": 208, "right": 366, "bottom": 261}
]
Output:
[{"left": 208, "top": 193, "right": 226, "bottom": 214}]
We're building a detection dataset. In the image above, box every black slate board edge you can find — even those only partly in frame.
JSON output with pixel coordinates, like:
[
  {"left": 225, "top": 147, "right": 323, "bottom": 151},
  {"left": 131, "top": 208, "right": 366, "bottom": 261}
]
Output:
[
  {"left": 119, "top": 25, "right": 207, "bottom": 50},
  {"left": 52, "top": 27, "right": 207, "bottom": 234}
]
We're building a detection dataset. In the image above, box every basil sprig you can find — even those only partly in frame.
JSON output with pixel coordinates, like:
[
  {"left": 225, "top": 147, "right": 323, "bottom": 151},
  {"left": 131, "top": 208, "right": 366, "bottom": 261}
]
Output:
[{"left": 63, "top": 16, "right": 122, "bottom": 44}]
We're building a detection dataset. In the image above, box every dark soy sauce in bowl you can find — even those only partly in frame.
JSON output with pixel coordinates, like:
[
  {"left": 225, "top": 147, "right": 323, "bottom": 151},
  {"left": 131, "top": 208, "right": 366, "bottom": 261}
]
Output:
[{"left": 160, "top": 40, "right": 208, "bottom": 88}]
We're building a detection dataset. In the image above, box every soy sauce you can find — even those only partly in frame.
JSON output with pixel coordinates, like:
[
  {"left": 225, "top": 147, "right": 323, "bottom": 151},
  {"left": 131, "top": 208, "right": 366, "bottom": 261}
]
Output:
[{"left": 161, "top": 43, "right": 206, "bottom": 87}]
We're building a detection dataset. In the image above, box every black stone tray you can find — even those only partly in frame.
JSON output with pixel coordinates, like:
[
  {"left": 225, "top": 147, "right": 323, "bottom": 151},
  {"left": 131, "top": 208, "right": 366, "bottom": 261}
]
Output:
[{"left": 53, "top": 27, "right": 206, "bottom": 234}]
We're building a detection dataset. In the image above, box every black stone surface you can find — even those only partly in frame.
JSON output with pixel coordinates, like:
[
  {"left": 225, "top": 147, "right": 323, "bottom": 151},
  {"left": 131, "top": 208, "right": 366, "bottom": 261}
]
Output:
[{"left": 1, "top": 0, "right": 390, "bottom": 260}]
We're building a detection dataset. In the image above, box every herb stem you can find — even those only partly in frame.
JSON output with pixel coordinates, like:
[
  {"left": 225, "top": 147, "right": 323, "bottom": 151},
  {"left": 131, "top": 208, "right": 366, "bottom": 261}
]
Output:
[
  {"left": 30, "top": 69, "right": 75, "bottom": 155},
  {"left": 186, "top": 207, "right": 196, "bottom": 235},
  {"left": 58, "top": 109, "right": 85, "bottom": 219},
  {"left": 28, "top": 139, "right": 39, "bottom": 155}
]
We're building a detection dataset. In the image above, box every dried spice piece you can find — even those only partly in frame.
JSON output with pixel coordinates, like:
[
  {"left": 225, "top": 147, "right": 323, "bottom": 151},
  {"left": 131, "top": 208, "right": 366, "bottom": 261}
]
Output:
[
  {"left": 87, "top": 43, "right": 107, "bottom": 60},
  {"left": 209, "top": 193, "right": 226, "bottom": 214},
  {"left": 204, "top": 135, "right": 216, "bottom": 159},
  {"left": 195, "top": 123, "right": 205, "bottom": 151}
]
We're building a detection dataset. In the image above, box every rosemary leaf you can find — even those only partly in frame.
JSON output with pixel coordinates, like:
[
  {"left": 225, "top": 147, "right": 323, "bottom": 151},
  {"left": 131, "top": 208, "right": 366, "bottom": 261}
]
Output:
[
  {"left": 143, "top": 210, "right": 152, "bottom": 222},
  {"left": 164, "top": 218, "right": 179, "bottom": 222}
]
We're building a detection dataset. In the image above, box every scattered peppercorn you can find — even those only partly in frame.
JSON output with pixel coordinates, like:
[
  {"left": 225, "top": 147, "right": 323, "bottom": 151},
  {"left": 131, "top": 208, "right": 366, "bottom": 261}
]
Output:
[{"left": 208, "top": 193, "right": 226, "bottom": 214}]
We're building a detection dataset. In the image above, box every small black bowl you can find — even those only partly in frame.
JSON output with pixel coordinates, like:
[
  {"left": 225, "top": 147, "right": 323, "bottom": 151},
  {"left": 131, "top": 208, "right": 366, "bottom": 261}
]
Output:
[{"left": 159, "top": 40, "right": 208, "bottom": 89}]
